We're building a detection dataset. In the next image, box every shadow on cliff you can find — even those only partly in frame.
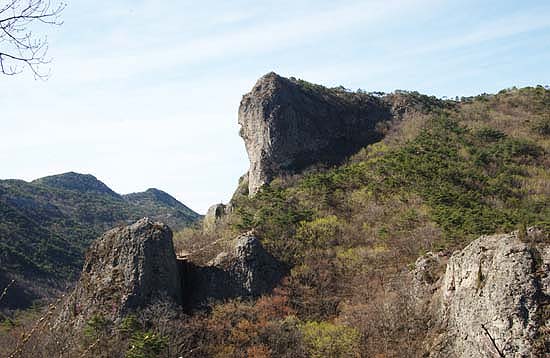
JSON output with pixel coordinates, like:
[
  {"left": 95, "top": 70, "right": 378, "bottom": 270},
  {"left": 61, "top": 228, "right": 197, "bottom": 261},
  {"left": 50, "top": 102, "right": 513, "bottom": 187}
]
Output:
[{"left": 179, "top": 253, "right": 288, "bottom": 311}]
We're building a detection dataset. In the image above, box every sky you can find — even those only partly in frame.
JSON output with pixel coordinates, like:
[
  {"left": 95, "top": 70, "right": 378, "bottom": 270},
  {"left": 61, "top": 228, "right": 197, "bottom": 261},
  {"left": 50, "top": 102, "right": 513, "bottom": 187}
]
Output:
[{"left": 1, "top": 0, "right": 550, "bottom": 213}]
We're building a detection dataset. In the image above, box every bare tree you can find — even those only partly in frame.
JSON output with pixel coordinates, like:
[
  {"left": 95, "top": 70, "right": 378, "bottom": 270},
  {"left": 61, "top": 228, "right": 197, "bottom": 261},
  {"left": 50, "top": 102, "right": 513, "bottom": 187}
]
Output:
[{"left": 0, "top": 0, "right": 65, "bottom": 78}]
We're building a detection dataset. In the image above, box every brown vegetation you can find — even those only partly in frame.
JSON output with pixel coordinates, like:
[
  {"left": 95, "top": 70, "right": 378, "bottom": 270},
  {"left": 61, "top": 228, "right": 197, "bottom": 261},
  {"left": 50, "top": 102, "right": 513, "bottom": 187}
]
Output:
[{"left": 1, "top": 86, "right": 549, "bottom": 357}]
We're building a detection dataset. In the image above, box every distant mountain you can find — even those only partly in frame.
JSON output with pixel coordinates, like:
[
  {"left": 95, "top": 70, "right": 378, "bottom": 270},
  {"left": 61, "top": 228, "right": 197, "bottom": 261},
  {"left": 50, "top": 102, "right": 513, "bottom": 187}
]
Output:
[
  {"left": 124, "top": 188, "right": 199, "bottom": 230},
  {"left": 0, "top": 172, "right": 200, "bottom": 309},
  {"left": 33, "top": 172, "right": 120, "bottom": 197}
]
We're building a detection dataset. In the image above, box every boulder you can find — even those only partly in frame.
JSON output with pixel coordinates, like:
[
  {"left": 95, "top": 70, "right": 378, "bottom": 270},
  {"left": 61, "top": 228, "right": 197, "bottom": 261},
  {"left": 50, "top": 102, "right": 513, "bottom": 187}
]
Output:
[
  {"left": 57, "top": 218, "right": 183, "bottom": 328},
  {"left": 182, "top": 231, "right": 285, "bottom": 306}
]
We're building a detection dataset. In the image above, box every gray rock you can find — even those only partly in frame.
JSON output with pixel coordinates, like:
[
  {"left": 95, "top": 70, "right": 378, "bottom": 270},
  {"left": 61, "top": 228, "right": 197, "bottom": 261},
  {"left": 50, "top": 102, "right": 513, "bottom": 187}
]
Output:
[
  {"left": 223, "top": 233, "right": 286, "bottom": 296},
  {"left": 412, "top": 251, "right": 447, "bottom": 302},
  {"left": 202, "top": 203, "right": 227, "bottom": 233},
  {"left": 229, "top": 172, "right": 250, "bottom": 202},
  {"left": 238, "top": 72, "right": 394, "bottom": 195},
  {"left": 57, "top": 218, "right": 183, "bottom": 327},
  {"left": 413, "top": 251, "right": 446, "bottom": 286},
  {"left": 425, "top": 229, "right": 550, "bottom": 358},
  {"left": 182, "top": 231, "right": 285, "bottom": 306}
]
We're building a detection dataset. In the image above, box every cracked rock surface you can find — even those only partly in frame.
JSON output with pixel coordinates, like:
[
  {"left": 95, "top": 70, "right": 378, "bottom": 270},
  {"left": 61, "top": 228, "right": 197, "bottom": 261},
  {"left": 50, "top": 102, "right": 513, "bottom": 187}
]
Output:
[
  {"left": 238, "top": 72, "right": 395, "bottom": 195},
  {"left": 423, "top": 229, "right": 549, "bottom": 357},
  {"left": 57, "top": 218, "right": 182, "bottom": 328}
]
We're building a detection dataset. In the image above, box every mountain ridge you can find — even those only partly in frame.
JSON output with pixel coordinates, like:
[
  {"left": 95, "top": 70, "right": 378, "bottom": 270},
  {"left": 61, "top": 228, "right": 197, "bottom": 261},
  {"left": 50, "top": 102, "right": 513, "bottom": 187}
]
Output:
[
  {"left": 1, "top": 74, "right": 549, "bottom": 357},
  {"left": 0, "top": 171, "right": 200, "bottom": 309},
  {"left": 32, "top": 172, "right": 120, "bottom": 197}
]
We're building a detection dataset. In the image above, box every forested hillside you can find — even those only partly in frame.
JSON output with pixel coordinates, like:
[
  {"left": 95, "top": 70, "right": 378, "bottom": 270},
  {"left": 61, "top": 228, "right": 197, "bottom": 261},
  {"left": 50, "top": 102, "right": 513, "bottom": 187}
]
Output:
[
  {"left": 1, "top": 82, "right": 548, "bottom": 358},
  {"left": 171, "top": 84, "right": 550, "bottom": 357},
  {"left": 0, "top": 172, "right": 200, "bottom": 309}
]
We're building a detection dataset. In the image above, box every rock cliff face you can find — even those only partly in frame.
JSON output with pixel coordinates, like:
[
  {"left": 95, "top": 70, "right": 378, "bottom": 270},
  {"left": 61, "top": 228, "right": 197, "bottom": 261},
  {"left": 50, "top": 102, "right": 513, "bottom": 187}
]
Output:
[
  {"left": 58, "top": 218, "right": 183, "bottom": 327},
  {"left": 182, "top": 232, "right": 285, "bottom": 307},
  {"left": 202, "top": 203, "right": 227, "bottom": 233},
  {"left": 417, "top": 229, "right": 550, "bottom": 357},
  {"left": 57, "top": 221, "right": 284, "bottom": 327},
  {"left": 238, "top": 72, "right": 395, "bottom": 195}
]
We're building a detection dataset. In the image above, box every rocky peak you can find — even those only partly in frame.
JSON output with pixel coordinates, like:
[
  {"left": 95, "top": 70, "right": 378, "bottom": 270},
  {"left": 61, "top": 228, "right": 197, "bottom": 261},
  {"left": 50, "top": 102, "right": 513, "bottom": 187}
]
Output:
[
  {"left": 57, "top": 217, "right": 183, "bottom": 327},
  {"left": 238, "top": 73, "right": 395, "bottom": 195},
  {"left": 211, "top": 231, "right": 284, "bottom": 296},
  {"left": 57, "top": 219, "right": 285, "bottom": 326},
  {"left": 416, "top": 229, "right": 550, "bottom": 357}
]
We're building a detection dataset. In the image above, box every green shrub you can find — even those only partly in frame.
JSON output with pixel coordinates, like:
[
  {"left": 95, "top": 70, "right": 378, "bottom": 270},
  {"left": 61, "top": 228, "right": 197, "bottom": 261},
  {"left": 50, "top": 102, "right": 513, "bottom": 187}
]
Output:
[
  {"left": 126, "top": 331, "right": 168, "bottom": 358},
  {"left": 232, "top": 185, "right": 312, "bottom": 265},
  {"left": 118, "top": 315, "right": 140, "bottom": 337},
  {"left": 296, "top": 216, "right": 342, "bottom": 250},
  {"left": 300, "top": 321, "right": 361, "bottom": 358},
  {"left": 83, "top": 314, "right": 111, "bottom": 339},
  {"left": 368, "top": 115, "right": 547, "bottom": 241},
  {"left": 532, "top": 115, "right": 550, "bottom": 136},
  {"left": 475, "top": 127, "right": 506, "bottom": 141}
]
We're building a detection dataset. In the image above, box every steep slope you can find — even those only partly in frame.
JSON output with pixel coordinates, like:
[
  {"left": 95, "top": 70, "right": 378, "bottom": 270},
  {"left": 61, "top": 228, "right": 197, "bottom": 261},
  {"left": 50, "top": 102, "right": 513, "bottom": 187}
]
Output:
[
  {"left": 172, "top": 79, "right": 550, "bottom": 357},
  {"left": 0, "top": 172, "right": 200, "bottom": 310},
  {"left": 2, "top": 75, "right": 549, "bottom": 357},
  {"left": 238, "top": 72, "right": 448, "bottom": 195}
]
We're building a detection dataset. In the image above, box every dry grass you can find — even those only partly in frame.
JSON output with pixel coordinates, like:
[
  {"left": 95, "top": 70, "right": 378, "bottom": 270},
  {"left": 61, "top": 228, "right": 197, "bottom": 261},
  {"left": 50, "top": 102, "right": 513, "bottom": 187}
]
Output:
[{"left": 173, "top": 227, "right": 234, "bottom": 265}]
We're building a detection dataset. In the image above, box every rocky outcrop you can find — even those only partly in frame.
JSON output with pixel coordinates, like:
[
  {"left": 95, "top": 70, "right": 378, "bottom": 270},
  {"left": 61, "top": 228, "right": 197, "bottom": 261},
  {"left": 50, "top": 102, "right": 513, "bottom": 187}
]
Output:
[
  {"left": 182, "top": 232, "right": 285, "bottom": 307},
  {"left": 419, "top": 229, "right": 550, "bottom": 357},
  {"left": 57, "top": 218, "right": 183, "bottom": 328},
  {"left": 202, "top": 203, "right": 227, "bottom": 233},
  {"left": 0, "top": 173, "right": 200, "bottom": 311},
  {"left": 56, "top": 219, "right": 285, "bottom": 327},
  {"left": 238, "top": 72, "right": 395, "bottom": 195},
  {"left": 411, "top": 251, "right": 448, "bottom": 303}
]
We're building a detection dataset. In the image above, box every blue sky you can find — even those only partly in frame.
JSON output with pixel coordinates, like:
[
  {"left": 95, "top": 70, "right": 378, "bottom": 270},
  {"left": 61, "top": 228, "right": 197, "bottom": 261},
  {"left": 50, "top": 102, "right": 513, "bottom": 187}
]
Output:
[{"left": 1, "top": 0, "right": 549, "bottom": 213}]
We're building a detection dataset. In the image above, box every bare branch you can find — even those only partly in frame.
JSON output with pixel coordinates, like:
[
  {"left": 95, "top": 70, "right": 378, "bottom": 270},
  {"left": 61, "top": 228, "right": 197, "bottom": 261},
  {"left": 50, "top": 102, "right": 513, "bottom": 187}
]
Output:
[
  {"left": 481, "top": 324, "right": 505, "bottom": 358},
  {"left": 0, "top": 0, "right": 65, "bottom": 78},
  {"left": 0, "top": 279, "right": 15, "bottom": 304}
]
